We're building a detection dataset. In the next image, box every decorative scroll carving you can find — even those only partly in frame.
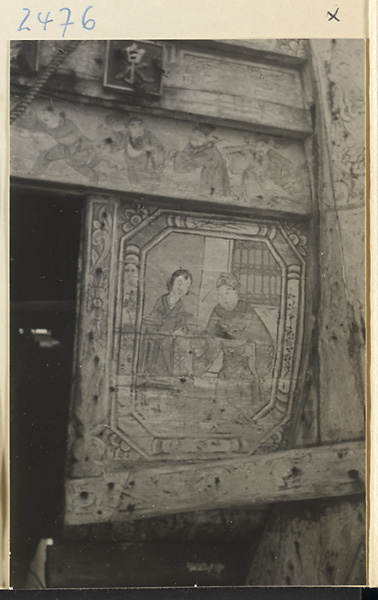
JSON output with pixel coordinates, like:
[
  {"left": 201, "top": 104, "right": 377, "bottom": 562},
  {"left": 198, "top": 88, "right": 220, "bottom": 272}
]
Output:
[
  {"left": 103, "top": 430, "right": 142, "bottom": 465},
  {"left": 279, "top": 266, "right": 301, "bottom": 393},
  {"left": 256, "top": 430, "right": 288, "bottom": 454},
  {"left": 116, "top": 204, "right": 161, "bottom": 376},
  {"left": 69, "top": 200, "right": 115, "bottom": 478},
  {"left": 70, "top": 435, "right": 106, "bottom": 478},
  {"left": 166, "top": 215, "right": 277, "bottom": 238}
]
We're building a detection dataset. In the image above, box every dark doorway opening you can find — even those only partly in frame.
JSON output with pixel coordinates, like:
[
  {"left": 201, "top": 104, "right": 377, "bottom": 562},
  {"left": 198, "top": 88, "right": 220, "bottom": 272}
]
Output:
[{"left": 10, "top": 187, "right": 83, "bottom": 587}]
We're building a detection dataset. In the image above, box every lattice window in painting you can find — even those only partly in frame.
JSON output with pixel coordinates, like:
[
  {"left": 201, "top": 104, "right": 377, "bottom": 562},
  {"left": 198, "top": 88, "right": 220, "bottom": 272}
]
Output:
[{"left": 231, "top": 240, "right": 282, "bottom": 306}]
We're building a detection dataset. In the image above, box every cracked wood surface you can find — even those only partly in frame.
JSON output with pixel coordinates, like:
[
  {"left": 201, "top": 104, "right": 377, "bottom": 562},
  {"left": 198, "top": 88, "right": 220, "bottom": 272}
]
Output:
[{"left": 64, "top": 441, "right": 365, "bottom": 525}]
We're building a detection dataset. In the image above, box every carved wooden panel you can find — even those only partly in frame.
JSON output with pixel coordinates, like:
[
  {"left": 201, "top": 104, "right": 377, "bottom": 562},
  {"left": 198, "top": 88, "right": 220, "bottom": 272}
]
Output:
[
  {"left": 19, "top": 41, "right": 310, "bottom": 137},
  {"left": 34, "top": 40, "right": 309, "bottom": 83},
  {"left": 64, "top": 195, "right": 309, "bottom": 524},
  {"left": 168, "top": 50, "right": 304, "bottom": 107}
]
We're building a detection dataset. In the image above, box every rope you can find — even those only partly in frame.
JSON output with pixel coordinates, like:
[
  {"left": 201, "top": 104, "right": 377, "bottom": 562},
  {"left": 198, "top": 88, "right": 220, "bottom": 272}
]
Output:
[{"left": 10, "top": 40, "right": 82, "bottom": 125}]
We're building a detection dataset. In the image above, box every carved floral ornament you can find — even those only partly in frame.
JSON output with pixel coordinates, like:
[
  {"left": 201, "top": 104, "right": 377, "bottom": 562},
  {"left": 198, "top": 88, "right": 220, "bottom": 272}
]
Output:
[
  {"left": 284, "top": 225, "right": 308, "bottom": 257},
  {"left": 276, "top": 39, "right": 308, "bottom": 58},
  {"left": 122, "top": 205, "right": 151, "bottom": 232}
]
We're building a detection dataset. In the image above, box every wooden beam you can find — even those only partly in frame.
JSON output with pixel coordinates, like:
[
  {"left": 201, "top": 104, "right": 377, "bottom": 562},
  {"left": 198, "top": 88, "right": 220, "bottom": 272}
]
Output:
[
  {"left": 10, "top": 176, "right": 314, "bottom": 222},
  {"left": 177, "top": 40, "right": 308, "bottom": 67},
  {"left": 11, "top": 78, "right": 312, "bottom": 139},
  {"left": 64, "top": 441, "right": 365, "bottom": 525}
]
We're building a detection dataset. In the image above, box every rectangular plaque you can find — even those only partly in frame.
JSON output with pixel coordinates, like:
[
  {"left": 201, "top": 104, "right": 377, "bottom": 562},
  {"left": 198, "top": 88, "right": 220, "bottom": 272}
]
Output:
[{"left": 104, "top": 40, "right": 164, "bottom": 96}]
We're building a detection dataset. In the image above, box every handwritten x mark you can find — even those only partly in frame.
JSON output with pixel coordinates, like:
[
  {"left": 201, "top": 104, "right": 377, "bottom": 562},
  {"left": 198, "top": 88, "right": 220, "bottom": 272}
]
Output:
[{"left": 327, "top": 7, "right": 340, "bottom": 21}]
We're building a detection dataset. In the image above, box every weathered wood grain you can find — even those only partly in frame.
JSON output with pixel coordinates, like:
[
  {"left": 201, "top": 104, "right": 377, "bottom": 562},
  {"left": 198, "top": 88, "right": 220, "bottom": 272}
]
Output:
[
  {"left": 249, "top": 40, "right": 366, "bottom": 586},
  {"left": 41, "top": 78, "right": 313, "bottom": 137},
  {"left": 165, "top": 50, "right": 304, "bottom": 107},
  {"left": 318, "top": 210, "right": 365, "bottom": 441},
  {"left": 64, "top": 441, "right": 365, "bottom": 525},
  {"left": 311, "top": 39, "right": 366, "bottom": 443},
  {"left": 246, "top": 494, "right": 366, "bottom": 585},
  {"left": 159, "top": 88, "right": 312, "bottom": 135}
]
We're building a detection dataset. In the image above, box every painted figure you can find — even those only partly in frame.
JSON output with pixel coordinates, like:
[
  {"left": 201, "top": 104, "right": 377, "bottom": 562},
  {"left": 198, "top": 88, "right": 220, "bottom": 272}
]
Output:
[
  {"left": 104, "top": 112, "right": 166, "bottom": 184},
  {"left": 248, "top": 141, "right": 291, "bottom": 198},
  {"left": 194, "top": 272, "right": 274, "bottom": 408},
  {"left": 140, "top": 269, "right": 193, "bottom": 377},
  {"left": 31, "top": 105, "right": 100, "bottom": 183},
  {"left": 172, "top": 123, "right": 230, "bottom": 196},
  {"left": 226, "top": 139, "right": 291, "bottom": 202},
  {"left": 120, "top": 249, "right": 140, "bottom": 374},
  {"left": 122, "top": 253, "right": 140, "bottom": 327}
]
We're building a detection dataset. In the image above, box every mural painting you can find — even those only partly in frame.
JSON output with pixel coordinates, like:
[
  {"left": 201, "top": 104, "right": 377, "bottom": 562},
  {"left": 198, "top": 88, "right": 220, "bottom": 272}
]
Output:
[
  {"left": 67, "top": 198, "right": 307, "bottom": 484},
  {"left": 10, "top": 99, "right": 312, "bottom": 213},
  {"left": 112, "top": 209, "right": 305, "bottom": 460}
]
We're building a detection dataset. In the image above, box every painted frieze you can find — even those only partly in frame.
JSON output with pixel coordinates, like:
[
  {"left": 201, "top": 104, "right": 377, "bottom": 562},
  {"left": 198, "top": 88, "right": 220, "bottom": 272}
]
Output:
[{"left": 10, "top": 98, "right": 312, "bottom": 213}]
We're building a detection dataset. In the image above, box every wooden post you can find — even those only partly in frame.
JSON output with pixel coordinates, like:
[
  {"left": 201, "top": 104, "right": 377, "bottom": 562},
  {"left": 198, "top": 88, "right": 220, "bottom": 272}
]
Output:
[{"left": 246, "top": 39, "right": 366, "bottom": 586}]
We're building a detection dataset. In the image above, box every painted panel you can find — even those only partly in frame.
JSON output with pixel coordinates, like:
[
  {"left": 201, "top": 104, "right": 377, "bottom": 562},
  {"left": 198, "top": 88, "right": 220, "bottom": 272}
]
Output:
[
  {"left": 65, "top": 196, "right": 308, "bottom": 524},
  {"left": 10, "top": 98, "right": 312, "bottom": 213}
]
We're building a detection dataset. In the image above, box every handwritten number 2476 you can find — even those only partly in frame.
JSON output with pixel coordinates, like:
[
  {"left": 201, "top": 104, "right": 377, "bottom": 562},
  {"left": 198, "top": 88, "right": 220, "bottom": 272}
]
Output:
[{"left": 18, "top": 6, "right": 95, "bottom": 37}]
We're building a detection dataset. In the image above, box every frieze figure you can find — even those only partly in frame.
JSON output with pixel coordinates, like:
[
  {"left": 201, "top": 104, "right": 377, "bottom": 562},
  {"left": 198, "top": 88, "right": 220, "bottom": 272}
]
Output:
[
  {"left": 171, "top": 123, "right": 231, "bottom": 196},
  {"left": 104, "top": 112, "right": 166, "bottom": 184},
  {"left": 226, "top": 139, "right": 292, "bottom": 202},
  {"left": 31, "top": 105, "right": 101, "bottom": 183}
]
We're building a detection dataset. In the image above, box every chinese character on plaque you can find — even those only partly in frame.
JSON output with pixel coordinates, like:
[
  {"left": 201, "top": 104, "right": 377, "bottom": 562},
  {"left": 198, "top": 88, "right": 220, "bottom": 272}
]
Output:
[{"left": 104, "top": 41, "right": 164, "bottom": 96}]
